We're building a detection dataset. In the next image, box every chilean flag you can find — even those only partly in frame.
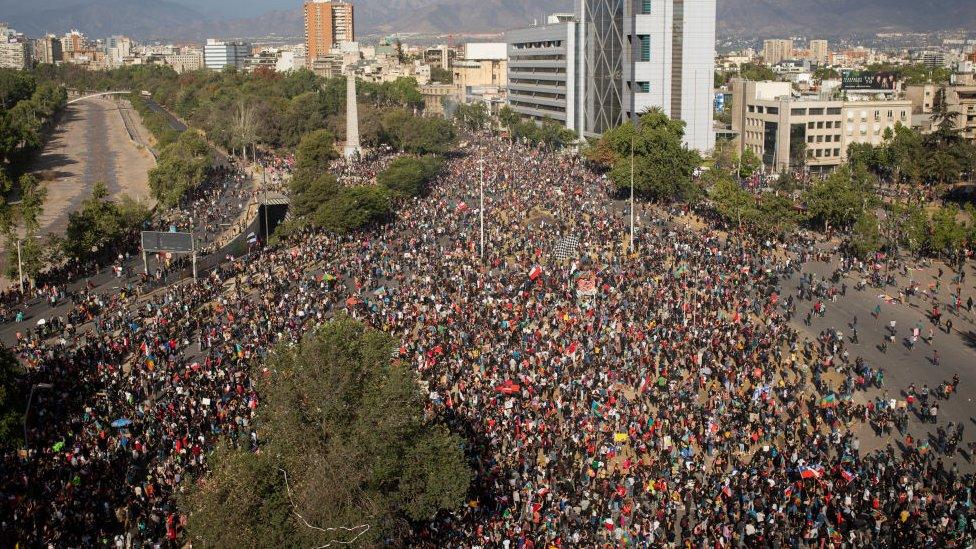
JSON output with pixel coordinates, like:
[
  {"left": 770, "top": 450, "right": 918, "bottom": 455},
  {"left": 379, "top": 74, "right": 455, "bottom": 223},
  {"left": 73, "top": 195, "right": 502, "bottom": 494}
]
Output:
[
  {"left": 528, "top": 265, "right": 543, "bottom": 280},
  {"left": 840, "top": 469, "right": 856, "bottom": 483},
  {"left": 799, "top": 465, "right": 824, "bottom": 479}
]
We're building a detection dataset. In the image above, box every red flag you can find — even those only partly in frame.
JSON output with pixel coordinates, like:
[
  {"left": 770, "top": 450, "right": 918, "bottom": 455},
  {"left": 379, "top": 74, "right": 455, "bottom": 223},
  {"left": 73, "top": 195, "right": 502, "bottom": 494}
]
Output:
[{"left": 529, "top": 265, "right": 543, "bottom": 280}]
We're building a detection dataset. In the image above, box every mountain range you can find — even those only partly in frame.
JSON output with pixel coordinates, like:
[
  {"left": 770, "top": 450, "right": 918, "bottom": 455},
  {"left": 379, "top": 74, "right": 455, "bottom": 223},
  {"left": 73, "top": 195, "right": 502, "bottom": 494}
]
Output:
[{"left": 2, "top": 0, "right": 974, "bottom": 41}]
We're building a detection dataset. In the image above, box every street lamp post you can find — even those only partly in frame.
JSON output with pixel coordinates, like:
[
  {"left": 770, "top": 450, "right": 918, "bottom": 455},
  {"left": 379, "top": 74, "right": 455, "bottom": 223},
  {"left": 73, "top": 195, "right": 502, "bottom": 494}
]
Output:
[
  {"left": 23, "top": 382, "right": 53, "bottom": 447},
  {"left": 16, "top": 239, "right": 23, "bottom": 294},
  {"left": 262, "top": 160, "right": 270, "bottom": 245},
  {"left": 480, "top": 156, "right": 485, "bottom": 261},
  {"left": 630, "top": 131, "right": 636, "bottom": 254}
]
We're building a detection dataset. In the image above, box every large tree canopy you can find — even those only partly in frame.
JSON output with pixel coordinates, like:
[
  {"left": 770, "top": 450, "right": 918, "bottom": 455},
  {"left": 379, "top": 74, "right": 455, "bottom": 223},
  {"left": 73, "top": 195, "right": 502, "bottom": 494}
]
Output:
[
  {"left": 181, "top": 318, "right": 471, "bottom": 547},
  {"left": 590, "top": 108, "right": 702, "bottom": 202}
]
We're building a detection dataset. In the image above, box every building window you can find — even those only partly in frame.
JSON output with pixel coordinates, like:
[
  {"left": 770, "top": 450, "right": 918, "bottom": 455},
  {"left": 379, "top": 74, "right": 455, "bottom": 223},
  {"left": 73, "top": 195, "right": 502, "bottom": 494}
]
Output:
[
  {"left": 826, "top": 107, "right": 841, "bottom": 115},
  {"left": 638, "top": 35, "right": 651, "bottom": 62},
  {"left": 791, "top": 108, "right": 806, "bottom": 116},
  {"left": 635, "top": 81, "right": 650, "bottom": 93},
  {"left": 807, "top": 122, "right": 814, "bottom": 129},
  {"left": 767, "top": 107, "right": 779, "bottom": 114},
  {"left": 757, "top": 106, "right": 764, "bottom": 113},
  {"left": 809, "top": 108, "right": 824, "bottom": 115},
  {"left": 817, "top": 121, "right": 824, "bottom": 129},
  {"left": 834, "top": 148, "right": 841, "bottom": 156},
  {"left": 640, "top": 0, "right": 652, "bottom": 14},
  {"left": 748, "top": 105, "right": 755, "bottom": 113}
]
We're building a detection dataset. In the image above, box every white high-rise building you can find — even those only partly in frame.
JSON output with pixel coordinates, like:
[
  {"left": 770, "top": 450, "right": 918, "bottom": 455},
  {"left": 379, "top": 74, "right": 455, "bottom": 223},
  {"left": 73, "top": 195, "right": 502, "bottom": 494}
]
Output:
[
  {"left": 617, "top": 0, "right": 716, "bottom": 151},
  {"left": 505, "top": 1, "right": 716, "bottom": 151},
  {"left": 204, "top": 39, "right": 252, "bottom": 71}
]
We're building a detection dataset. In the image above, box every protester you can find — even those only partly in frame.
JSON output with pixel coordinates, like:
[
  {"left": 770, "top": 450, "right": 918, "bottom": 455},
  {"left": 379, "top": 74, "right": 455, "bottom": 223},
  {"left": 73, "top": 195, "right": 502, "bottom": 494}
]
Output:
[{"left": 1, "top": 135, "right": 974, "bottom": 547}]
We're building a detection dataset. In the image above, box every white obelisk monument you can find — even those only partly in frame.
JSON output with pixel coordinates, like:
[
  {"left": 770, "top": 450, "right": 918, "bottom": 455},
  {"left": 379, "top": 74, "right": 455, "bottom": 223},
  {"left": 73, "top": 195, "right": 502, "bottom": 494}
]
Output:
[{"left": 344, "top": 72, "right": 361, "bottom": 160}]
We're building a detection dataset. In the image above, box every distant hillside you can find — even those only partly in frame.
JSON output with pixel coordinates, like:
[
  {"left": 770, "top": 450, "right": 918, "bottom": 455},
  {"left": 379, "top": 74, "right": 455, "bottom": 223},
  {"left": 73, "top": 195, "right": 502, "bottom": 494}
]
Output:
[
  {"left": 2, "top": 0, "right": 974, "bottom": 42},
  {"left": 0, "top": 0, "right": 206, "bottom": 40},
  {"left": 716, "top": 0, "right": 976, "bottom": 36}
]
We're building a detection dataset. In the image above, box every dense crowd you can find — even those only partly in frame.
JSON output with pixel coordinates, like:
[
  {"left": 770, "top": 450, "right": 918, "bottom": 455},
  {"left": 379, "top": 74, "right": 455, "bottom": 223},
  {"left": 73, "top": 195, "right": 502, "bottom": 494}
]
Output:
[{"left": 1, "top": 136, "right": 975, "bottom": 547}]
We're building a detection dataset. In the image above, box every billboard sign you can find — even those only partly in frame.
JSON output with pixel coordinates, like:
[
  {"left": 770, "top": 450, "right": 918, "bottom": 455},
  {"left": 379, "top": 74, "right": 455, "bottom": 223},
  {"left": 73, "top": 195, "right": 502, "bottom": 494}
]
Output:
[
  {"left": 141, "top": 231, "right": 194, "bottom": 253},
  {"left": 841, "top": 71, "right": 896, "bottom": 90}
]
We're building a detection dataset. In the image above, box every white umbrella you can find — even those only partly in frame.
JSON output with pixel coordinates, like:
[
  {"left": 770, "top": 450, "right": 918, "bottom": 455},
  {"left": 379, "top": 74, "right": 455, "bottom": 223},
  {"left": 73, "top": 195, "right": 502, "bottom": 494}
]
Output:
[{"left": 36, "top": 319, "right": 46, "bottom": 326}]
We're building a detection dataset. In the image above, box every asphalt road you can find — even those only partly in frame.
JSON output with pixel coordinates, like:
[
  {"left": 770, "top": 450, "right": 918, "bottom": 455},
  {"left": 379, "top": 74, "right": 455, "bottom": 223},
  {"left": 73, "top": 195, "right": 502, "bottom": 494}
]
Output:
[{"left": 782, "top": 253, "right": 976, "bottom": 466}]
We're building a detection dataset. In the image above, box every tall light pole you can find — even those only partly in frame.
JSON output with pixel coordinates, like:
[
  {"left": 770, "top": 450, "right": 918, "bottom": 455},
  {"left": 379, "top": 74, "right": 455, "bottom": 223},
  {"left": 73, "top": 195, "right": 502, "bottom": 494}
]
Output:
[
  {"left": 479, "top": 156, "right": 485, "bottom": 261},
  {"left": 630, "top": 130, "right": 636, "bottom": 254},
  {"left": 262, "top": 159, "right": 269, "bottom": 245},
  {"left": 16, "top": 239, "right": 23, "bottom": 293}
]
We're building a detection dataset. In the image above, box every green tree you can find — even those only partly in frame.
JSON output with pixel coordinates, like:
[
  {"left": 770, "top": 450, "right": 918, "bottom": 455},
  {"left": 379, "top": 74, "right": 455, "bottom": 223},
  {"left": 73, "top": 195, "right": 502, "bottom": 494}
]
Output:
[
  {"left": 314, "top": 186, "right": 392, "bottom": 234},
  {"left": 750, "top": 193, "right": 800, "bottom": 237},
  {"left": 378, "top": 156, "right": 443, "bottom": 198},
  {"left": 181, "top": 319, "right": 471, "bottom": 547},
  {"left": 850, "top": 211, "right": 883, "bottom": 258},
  {"left": 738, "top": 148, "right": 761, "bottom": 178},
  {"left": 9, "top": 174, "right": 47, "bottom": 283},
  {"left": 738, "top": 62, "right": 777, "bottom": 82},
  {"left": 147, "top": 131, "right": 213, "bottom": 207},
  {"left": 929, "top": 204, "right": 968, "bottom": 257},
  {"left": 455, "top": 102, "right": 490, "bottom": 132},
  {"left": 598, "top": 109, "right": 702, "bottom": 201},
  {"left": 710, "top": 176, "right": 754, "bottom": 228},
  {"left": 498, "top": 105, "right": 521, "bottom": 135},
  {"left": 430, "top": 66, "right": 453, "bottom": 84},
  {"left": 295, "top": 129, "right": 338, "bottom": 173},
  {"left": 380, "top": 110, "right": 456, "bottom": 155},
  {"left": 291, "top": 173, "right": 339, "bottom": 219},
  {"left": 802, "top": 164, "right": 874, "bottom": 231},
  {"left": 63, "top": 182, "right": 149, "bottom": 260}
]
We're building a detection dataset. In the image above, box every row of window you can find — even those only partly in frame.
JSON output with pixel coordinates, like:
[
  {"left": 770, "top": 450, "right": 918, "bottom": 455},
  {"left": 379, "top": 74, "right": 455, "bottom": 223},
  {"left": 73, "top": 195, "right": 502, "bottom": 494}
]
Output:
[
  {"left": 509, "top": 67, "right": 566, "bottom": 75},
  {"left": 846, "top": 110, "right": 906, "bottom": 122},
  {"left": 807, "top": 134, "right": 841, "bottom": 144},
  {"left": 787, "top": 107, "right": 842, "bottom": 116},
  {"left": 510, "top": 89, "right": 566, "bottom": 100},
  {"left": 513, "top": 40, "right": 563, "bottom": 50},
  {"left": 809, "top": 148, "right": 842, "bottom": 159},
  {"left": 510, "top": 100, "right": 565, "bottom": 113},
  {"left": 510, "top": 54, "right": 564, "bottom": 62},
  {"left": 807, "top": 120, "right": 840, "bottom": 130}
]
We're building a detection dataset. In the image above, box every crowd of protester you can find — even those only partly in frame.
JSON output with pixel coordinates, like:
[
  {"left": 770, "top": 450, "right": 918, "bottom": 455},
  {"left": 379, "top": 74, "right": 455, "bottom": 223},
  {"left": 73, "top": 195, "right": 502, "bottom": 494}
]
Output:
[{"left": 1, "top": 135, "right": 974, "bottom": 547}]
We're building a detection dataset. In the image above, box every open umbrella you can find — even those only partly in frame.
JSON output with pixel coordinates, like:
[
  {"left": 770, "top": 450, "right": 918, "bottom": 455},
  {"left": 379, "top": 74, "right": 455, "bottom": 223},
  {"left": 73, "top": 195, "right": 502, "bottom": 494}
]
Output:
[
  {"left": 111, "top": 418, "right": 133, "bottom": 428},
  {"left": 36, "top": 318, "right": 46, "bottom": 326}
]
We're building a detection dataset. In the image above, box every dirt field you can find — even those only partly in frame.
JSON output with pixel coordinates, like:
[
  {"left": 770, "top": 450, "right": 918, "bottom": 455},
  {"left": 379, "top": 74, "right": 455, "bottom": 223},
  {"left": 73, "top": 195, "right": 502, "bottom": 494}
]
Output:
[{"left": 31, "top": 96, "right": 156, "bottom": 235}]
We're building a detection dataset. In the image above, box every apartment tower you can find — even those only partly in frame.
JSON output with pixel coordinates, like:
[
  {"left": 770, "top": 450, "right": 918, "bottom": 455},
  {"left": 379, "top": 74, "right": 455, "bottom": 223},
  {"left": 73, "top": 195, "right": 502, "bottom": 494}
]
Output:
[{"left": 304, "top": 0, "right": 355, "bottom": 68}]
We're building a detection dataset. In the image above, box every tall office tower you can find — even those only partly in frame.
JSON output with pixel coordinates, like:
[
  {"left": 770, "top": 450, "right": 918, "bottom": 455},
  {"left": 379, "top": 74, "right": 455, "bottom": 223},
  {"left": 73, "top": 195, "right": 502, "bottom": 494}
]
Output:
[
  {"left": 304, "top": 0, "right": 355, "bottom": 68},
  {"left": 204, "top": 39, "right": 252, "bottom": 71},
  {"left": 762, "top": 39, "right": 793, "bottom": 65},
  {"left": 809, "top": 39, "right": 828, "bottom": 65},
  {"left": 579, "top": 0, "right": 716, "bottom": 151},
  {"left": 34, "top": 34, "right": 63, "bottom": 64},
  {"left": 344, "top": 73, "right": 361, "bottom": 159}
]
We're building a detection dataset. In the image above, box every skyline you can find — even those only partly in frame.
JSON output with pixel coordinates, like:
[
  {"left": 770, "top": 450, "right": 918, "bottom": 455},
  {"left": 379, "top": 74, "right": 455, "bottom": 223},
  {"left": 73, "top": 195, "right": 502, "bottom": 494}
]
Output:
[{"left": 2, "top": 0, "right": 976, "bottom": 44}]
